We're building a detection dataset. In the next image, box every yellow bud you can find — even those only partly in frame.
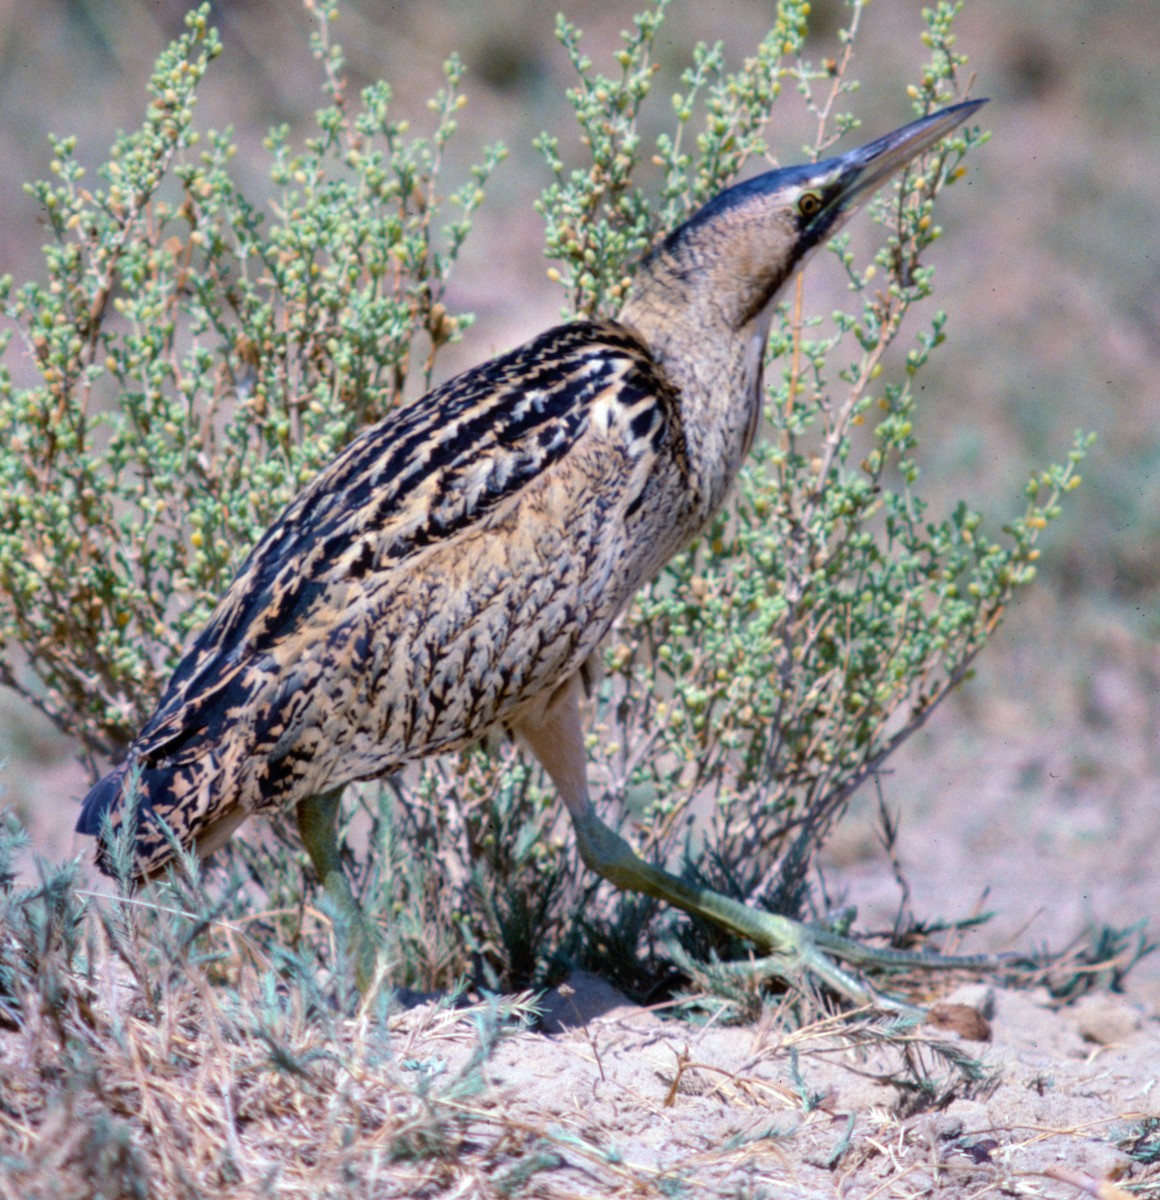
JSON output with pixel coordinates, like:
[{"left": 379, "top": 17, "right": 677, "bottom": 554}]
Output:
[{"left": 190, "top": 530, "right": 204, "bottom": 548}]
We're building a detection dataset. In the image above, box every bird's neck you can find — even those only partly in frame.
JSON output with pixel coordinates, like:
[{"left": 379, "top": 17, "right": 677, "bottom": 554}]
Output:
[{"left": 620, "top": 283, "right": 772, "bottom": 517}]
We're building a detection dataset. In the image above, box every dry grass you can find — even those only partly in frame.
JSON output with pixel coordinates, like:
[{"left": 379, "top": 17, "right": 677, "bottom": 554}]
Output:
[{"left": 2, "top": 832, "right": 1156, "bottom": 1199}]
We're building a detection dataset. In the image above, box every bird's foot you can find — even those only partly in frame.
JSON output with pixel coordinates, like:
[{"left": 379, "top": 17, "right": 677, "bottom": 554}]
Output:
[
  {"left": 572, "top": 810, "right": 1005, "bottom": 1011},
  {"left": 705, "top": 911, "right": 1009, "bottom": 1014}
]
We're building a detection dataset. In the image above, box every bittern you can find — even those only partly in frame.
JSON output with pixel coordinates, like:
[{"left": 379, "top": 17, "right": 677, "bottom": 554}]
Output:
[{"left": 78, "top": 100, "right": 987, "bottom": 1004}]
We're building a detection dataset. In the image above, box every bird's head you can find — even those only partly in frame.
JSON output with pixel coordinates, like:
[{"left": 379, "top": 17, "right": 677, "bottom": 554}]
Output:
[{"left": 623, "top": 99, "right": 986, "bottom": 343}]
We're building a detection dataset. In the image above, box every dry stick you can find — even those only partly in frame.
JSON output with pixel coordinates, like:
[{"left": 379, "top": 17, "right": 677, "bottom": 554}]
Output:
[
  {"left": 556, "top": 983, "right": 607, "bottom": 1084},
  {"left": 781, "top": 269, "right": 806, "bottom": 452},
  {"left": 1042, "top": 1165, "right": 1135, "bottom": 1200}
]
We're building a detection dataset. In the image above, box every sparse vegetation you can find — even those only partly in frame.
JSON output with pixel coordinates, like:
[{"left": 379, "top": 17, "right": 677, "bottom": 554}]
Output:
[
  {"left": 0, "top": 0, "right": 1086, "bottom": 997},
  {"left": 1, "top": 2, "right": 1143, "bottom": 1194},
  {"left": 1, "top": 803, "right": 1152, "bottom": 1197}
]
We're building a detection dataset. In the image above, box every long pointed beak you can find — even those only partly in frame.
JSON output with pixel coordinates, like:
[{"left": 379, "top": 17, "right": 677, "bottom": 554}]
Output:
[
  {"left": 651, "top": 97, "right": 988, "bottom": 285},
  {"left": 831, "top": 98, "right": 987, "bottom": 210}
]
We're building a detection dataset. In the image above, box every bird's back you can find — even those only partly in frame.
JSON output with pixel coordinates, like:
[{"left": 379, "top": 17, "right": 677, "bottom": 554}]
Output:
[{"left": 78, "top": 319, "right": 700, "bottom": 878}]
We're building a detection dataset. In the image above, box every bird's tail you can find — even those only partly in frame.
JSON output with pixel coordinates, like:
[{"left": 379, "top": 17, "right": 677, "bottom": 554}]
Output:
[
  {"left": 76, "top": 755, "right": 226, "bottom": 880},
  {"left": 75, "top": 763, "right": 150, "bottom": 879},
  {"left": 75, "top": 765, "right": 128, "bottom": 838}
]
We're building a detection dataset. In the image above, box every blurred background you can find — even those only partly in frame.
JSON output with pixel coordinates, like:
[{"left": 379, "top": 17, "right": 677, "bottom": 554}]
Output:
[{"left": 1, "top": 0, "right": 1157, "bottom": 989}]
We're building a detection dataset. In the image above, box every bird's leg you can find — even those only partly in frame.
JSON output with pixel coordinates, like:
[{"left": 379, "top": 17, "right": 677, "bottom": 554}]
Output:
[
  {"left": 516, "top": 675, "right": 999, "bottom": 1010},
  {"left": 295, "top": 788, "right": 379, "bottom": 994}
]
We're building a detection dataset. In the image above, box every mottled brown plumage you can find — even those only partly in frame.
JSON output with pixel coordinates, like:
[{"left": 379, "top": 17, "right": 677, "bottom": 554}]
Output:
[
  {"left": 78, "top": 101, "right": 985, "bottom": 1004},
  {"left": 81, "top": 321, "right": 695, "bottom": 871}
]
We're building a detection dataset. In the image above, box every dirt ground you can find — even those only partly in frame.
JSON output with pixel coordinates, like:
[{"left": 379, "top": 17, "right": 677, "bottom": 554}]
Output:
[
  {"left": 395, "top": 974, "right": 1156, "bottom": 1199},
  {"left": 2, "top": 2, "right": 1159, "bottom": 1196},
  {"left": 5, "top": 617, "right": 1158, "bottom": 1199}
]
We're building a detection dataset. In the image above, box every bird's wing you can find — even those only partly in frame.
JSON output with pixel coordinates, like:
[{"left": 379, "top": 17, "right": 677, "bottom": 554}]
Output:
[{"left": 129, "top": 319, "right": 680, "bottom": 767}]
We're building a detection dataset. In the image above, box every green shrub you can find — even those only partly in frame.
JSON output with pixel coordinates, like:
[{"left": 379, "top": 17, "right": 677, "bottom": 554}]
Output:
[{"left": 0, "top": 0, "right": 1087, "bottom": 997}]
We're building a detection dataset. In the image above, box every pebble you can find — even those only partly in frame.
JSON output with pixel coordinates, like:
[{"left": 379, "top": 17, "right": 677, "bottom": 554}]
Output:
[{"left": 1074, "top": 994, "right": 1144, "bottom": 1045}]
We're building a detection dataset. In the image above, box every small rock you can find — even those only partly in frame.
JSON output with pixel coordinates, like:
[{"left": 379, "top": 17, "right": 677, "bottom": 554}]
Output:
[
  {"left": 943, "top": 1098, "right": 992, "bottom": 1133},
  {"left": 927, "top": 1002, "right": 992, "bottom": 1042},
  {"left": 926, "top": 1113, "right": 964, "bottom": 1140},
  {"left": 1074, "top": 994, "right": 1143, "bottom": 1046},
  {"left": 946, "top": 983, "right": 996, "bottom": 1019},
  {"left": 539, "top": 970, "right": 637, "bottom": 1032}
]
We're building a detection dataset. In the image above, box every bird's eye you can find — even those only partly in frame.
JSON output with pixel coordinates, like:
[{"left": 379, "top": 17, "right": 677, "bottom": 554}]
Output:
[{"left": 797, "top": 191, "right": 824, "bottom": 218}]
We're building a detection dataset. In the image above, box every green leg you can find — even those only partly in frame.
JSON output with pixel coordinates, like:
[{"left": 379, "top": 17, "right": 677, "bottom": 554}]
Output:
[
  {"left": 296, "top": 788, "right": 379, "bottom": 995},
  {"left": 569, "top": 808, "right": 884, "bottom": 1005},
  {"left": 516, "top": 674, "right": 1002, "bottom": 1011},
  {"left": 569, "top": 808, "right": 1006, "bottom": 1011}
]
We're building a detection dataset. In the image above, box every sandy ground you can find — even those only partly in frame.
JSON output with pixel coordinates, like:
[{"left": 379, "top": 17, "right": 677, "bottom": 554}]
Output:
[
  {"left": 368, "top": 971, "right": 1157, "bottom": 1198},
  {"left": 5, "top": 631, "right": 1159, "bottom": 1197}
]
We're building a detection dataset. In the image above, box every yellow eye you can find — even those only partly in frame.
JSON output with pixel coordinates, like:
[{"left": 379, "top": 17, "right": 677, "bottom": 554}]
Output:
[
  {"left": 797, "top": 190, "right": 823, "bottom": 218},
  {"left": 796, "top": 190, "right": 825, "bottom": 219}
]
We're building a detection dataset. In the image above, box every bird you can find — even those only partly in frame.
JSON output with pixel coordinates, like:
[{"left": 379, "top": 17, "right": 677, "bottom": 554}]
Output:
[{"left": 77, "top": 99, "right": 987, "bottom": 1004}]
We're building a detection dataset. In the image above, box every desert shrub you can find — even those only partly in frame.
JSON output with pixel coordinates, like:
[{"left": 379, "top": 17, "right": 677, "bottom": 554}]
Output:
[{"left": 0, "top": 0, "right": 1086, "bottom": 997}]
